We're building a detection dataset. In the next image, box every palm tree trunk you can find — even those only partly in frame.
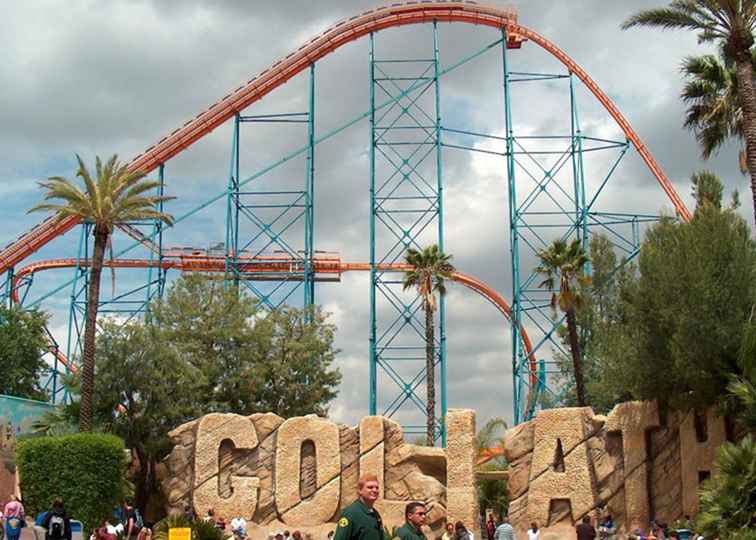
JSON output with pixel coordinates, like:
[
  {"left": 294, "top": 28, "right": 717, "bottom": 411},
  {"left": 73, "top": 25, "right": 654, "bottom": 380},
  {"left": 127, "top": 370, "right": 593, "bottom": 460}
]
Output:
[
  {"left": 734, "top": 53, "right": 756, "bottom": 229},
  {"left": 425, "top": 299, "right": 436, "bottom": 446},
  {"left": 565, "top": 307, "right": 587, "bottom": 407},
  {"left": 79, "top": 226, "right": 108, "bottom": 432}
]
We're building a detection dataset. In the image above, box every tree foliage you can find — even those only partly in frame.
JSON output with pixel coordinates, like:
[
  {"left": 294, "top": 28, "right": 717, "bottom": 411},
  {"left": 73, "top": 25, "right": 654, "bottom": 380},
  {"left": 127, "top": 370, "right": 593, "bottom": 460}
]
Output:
[
  {"left": 29, "top": 154, "right": 174, "bottom": 432},
  {"left": 402, "top": 244, "right": 455, "bottom": 445},
  {"left": 85, "top": 275, "right": 341, "bottom": 513},
  {"left": 536, "top": 239, "right": 591, "bottom": 406},
  {"left": 564, "top": 173, "right": 756, "bottom": 412},
  {"left": 622, "top": 0, "right": 756, "bottom": 229},
  {"left": 16, "top": 433, "right": 127, "bottom": 532},
  {"left": 0, "top": 305, "right": 49, "bottom": 401}
]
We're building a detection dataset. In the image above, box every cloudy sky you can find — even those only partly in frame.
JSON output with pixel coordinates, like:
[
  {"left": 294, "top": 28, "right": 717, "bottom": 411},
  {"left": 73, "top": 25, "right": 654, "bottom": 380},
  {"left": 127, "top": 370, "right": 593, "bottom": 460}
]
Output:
[{"left": 0, "top": 1, "right": 747, "bottom": 433}]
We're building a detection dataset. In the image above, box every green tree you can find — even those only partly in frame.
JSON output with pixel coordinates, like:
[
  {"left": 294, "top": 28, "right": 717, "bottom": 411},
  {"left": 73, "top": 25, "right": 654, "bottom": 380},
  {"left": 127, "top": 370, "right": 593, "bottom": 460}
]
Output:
[
  {"left": 596, "top": 172, "right": 756, "bottom": 410},
  {"left": 474, "top": 417, "right": 509, "bottom": 519},
  {"left": 623, "top": 1, "right": 756, "bottom": 228},
  {"left": 151, "top": 275, "right": 342, "bottom": 417},
  {"left": 535, "top": 239, "right": 590, "bottom": 407},
  {"left": 29, "top": 155, "right": 173, "bottom": 431},
  {"left": 93, "top": 319, "right": 199, "bottom": 514},
  {"left": 551, "top": 235, "right": 637, "bottom": 412},
  {"left": 402, "top": 245, "right": 455, "bottom": 446},
  {"left": 250, "top": 306, "right": 342, "bottom": 417},
  {"left": 0, "top": 305, "right": 49, "bottom": 400},
  {"left": 681, "top": 51, "right": 756, "bottom": 172}
]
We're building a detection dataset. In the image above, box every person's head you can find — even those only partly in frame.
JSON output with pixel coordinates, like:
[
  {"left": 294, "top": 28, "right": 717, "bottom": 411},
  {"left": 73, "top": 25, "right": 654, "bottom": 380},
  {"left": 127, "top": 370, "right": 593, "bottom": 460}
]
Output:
[
  {"left": 292, "top": 532, "right": 302, "bottom": 540},
  {"left": 357, "top": 474, "right": 380, "bottom": 506},
  {"left": 207, "top": 508, "right": 215, "bottom": 517},
  {"left": 582, "top": 516, "right": 591, "bottom": 525},
  {"left": 454, "top": 521, "right": 466, "bottom": 535},
  {"left": 52, "top": 498, "right": 64, "bottom": 511},
  {"left": 405, "top": 502, "right": 427, "bottom": 528},
  {"left": 501, "top": 516, "right": 509, "bottom": 525},
  {"left": 530, "top": 522, "right": 538, "bottom": 532},
  {"left": 445, "top": 523, "right": 454, "bottom": 534},
  {"left": 284, "top": 532, "right": 290, "bottom": 538},
  {"left": 275, "top": 532, "right": 283, "bottom": 540},
  {"left": 327, "top": 532, "right": 334, "bottom": 540},
  {"left": 9, "top": 495, "right": 18, "bottom": 503},
  {"left": 487, "top": 515, "right": 494, "bottom": 523}
]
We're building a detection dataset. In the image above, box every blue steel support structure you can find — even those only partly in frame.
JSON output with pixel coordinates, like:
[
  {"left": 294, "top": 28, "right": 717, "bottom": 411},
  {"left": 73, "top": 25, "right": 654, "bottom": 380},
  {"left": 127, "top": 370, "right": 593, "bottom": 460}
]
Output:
[
  {"left": 499, "top": 34, "right": 655, "bottom": 423},
  {"left": 10, "top": 25, "right": 669, "bottom": 424},
  {"left": 224, "top": 64, "right": 316, "bottom": 310},
  {"left": 369, "top": 24, "right": 446, "bottom": 443}
]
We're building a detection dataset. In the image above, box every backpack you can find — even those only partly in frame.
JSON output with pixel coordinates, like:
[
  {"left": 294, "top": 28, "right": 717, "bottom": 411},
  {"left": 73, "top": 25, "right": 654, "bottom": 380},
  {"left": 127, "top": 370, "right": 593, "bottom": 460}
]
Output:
[
  {"left": 48, "top": 514, "right": 65, "bottom": 539},
  {"left": 6, "top": 517, "right": 23, "bottom": 536}
]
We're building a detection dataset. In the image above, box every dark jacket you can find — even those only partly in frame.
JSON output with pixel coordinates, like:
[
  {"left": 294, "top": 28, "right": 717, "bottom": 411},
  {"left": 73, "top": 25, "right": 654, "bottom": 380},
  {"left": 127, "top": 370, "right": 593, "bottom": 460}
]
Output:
[{"left": 42, "top": 509, "right": 72, "bottom": 540}]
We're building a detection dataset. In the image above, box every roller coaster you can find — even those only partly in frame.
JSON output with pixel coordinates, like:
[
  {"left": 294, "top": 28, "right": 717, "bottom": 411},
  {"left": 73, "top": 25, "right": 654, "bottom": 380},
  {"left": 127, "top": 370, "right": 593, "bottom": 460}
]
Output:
[{"left": 0, "top": 2, "right": 690, "bottom": 440}]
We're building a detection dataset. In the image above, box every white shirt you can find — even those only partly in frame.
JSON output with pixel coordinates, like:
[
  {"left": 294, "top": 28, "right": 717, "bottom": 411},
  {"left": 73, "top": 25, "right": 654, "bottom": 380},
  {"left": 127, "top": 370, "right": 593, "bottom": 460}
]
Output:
[{"left": 527, "top": 530, "right": 540, "bottom": 540}]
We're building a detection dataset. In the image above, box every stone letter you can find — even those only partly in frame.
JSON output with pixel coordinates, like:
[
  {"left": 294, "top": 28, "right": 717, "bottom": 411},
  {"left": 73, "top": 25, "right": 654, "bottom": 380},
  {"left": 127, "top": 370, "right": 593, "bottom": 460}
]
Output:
[
  {"left": 446, "top": 409, "right": 479, "bottom": 537},
  {"left": 679, "top": 408, "right": 726, "bottom": 515},
  {"left": 527, "top": 408, "right": 595, "bottom": 526},
  {"left": 359, "top": 417, "right": 406, "bottom": 525},
  {"left": 606, "top": 401, "right": 659, "bottom": 530},
  {"left": 193, "top": 413, "right": 260, "bottom": 519},
  {"left": 275, "top": 416, "right": 341, "bottom": 525}
]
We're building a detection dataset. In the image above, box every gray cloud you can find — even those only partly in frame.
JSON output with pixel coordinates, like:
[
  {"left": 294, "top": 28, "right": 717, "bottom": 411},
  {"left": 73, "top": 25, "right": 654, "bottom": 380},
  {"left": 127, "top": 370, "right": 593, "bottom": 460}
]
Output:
[{"left": 1, "top": 0, "right": 750, "bottom": 431}]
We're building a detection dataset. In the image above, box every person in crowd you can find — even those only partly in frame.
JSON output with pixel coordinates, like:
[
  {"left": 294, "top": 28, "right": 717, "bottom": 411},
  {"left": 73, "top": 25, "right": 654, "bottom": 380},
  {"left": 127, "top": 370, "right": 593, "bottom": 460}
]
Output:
[
  {"left": 136, "top": 528, "right": 152, "bottom": 540},
  {"left": 327, "top": 533, "right": 334, "bottom": 540},
  {"left": 230, "top": 517, "right": 247, "bottom": 540},
  {"left": 332, "top": 474, "right": 383, "bottom": 540},
  {"left": 121, "top": 500, "right": 139, "bottom": 539},
  {"left": 4, "top": 495, "right": 25, "bottom": 540},
  {"left": 575, "top": 516, "right": 596, "bottom": 540},
  {"left": 395, "top": 502, "right": 427, "bottom": 540},
  {"left": 598, "top": 513, "right": 615, "bottom": 539},
  {"left": 283, "top": 531, "right": 291, "bottom": 540},
  {"left": 526, "top": 522, "right": 539, "bottom": 540},
  {"left": 274, "top": 531, "right": 284, "bottom": 540},
  {"left": 453, "top": 521, "right": 472, "bottom": 540},
  {"left": 493, "top": 516, "right": 516, "bottom": 540},
  {"left": 291, "top": 531, "right": 302, "bottom": 540},
  {"left": 215, "top": 516, "right": 226, "bottom": 532},
  {"left": 441, "top": 523, "right": 454, "bottom": 540},
  {"left": 203, "top": 509, "right": 216, "bottom": 525},
  {"left": 43, "top": 498, "right": 72, "bottom": 540},
  {"left": 183, "top": 504, "right": 196, "bottom": 522},
  {"left": 485, "top": 516, "right": 496, "bottom": 540}
]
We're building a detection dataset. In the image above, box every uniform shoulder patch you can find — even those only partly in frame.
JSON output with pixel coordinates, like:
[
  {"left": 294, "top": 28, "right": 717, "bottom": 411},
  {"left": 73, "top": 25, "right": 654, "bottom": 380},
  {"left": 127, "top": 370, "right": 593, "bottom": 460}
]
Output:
[{"left": 338, "top": 518, "right": 349, "bottom": 528}]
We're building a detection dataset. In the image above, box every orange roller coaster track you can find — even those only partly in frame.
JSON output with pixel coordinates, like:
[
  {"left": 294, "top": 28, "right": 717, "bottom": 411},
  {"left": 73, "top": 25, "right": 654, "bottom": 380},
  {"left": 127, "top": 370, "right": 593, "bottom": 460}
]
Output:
[
  {"left": 12, "top": 255, "right": 539, "bottom": 411},
  {"left": 0, "top": 1, "right": 690, "bottom": 276}
]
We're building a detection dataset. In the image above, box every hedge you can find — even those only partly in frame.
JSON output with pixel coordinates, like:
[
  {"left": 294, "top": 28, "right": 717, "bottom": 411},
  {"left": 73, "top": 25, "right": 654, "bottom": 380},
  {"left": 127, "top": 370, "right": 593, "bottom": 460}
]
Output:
[{"left": 16, "top": 433, "right": 127, "bottom": 532}]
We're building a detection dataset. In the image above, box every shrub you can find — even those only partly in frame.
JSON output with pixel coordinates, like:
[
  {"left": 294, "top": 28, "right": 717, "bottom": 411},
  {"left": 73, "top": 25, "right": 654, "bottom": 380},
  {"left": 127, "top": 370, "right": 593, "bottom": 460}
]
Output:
[
  {"left": 16, "top": 433, "right": 127, "bottom": 532},
  {"left": 696, "top": 435, "right": 756, "bottom": 539},
  {"left": 154, "top": 515, "right": 222, "bottom": 540}
]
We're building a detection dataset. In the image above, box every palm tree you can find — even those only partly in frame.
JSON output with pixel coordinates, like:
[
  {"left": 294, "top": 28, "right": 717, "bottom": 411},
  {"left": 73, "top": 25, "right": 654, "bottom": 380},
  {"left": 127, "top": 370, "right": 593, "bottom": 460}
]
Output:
[
  {"left": 402, "top": 244, "right": 455, "bottom": 445},
  {"left": 535, "top": 239, "right": 590, "bottom": 407},
  {"left": 30, "top": 155, "right": 173, "bottom": 431},
  {"left": 682, "top": 52, "right": 754, "bottom": 171},
  {"left": 622, "top": 2, "right": 756, "bottom": 228}
]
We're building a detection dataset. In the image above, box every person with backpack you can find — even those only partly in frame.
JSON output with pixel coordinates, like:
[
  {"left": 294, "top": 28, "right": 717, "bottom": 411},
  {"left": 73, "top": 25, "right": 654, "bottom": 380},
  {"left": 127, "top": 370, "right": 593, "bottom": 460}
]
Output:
[
  {"left": 43, "top": 498, "right": 71, "bottom": 540},
  {"left": 4, "top": 495, "right": 25, "bottom": 540},
  {"left": 121, "top": 500, "right": 144, "bottom": 539}
]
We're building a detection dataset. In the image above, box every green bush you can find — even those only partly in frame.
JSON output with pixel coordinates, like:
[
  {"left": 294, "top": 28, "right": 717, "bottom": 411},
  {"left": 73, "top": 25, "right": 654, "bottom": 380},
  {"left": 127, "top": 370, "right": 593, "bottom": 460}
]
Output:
[
  {"left": 696, "top": 435, "right": 756, "bottom": 539},
  {"left": 154, "top": 515, "right": 222, "bottom": 540},
  {"left": 16, "top": 433, "right": 127, "bottom": 532}
]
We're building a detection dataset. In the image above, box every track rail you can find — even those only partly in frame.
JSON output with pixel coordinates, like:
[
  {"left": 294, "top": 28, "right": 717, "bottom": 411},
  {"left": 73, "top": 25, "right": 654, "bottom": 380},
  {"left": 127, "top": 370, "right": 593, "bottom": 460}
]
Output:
[
  {"left": 0, "top": 1, "right": 690, "bottom": 275},
  {"left": 13, "top": 255, "right": 538, "bottom": 405}
]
